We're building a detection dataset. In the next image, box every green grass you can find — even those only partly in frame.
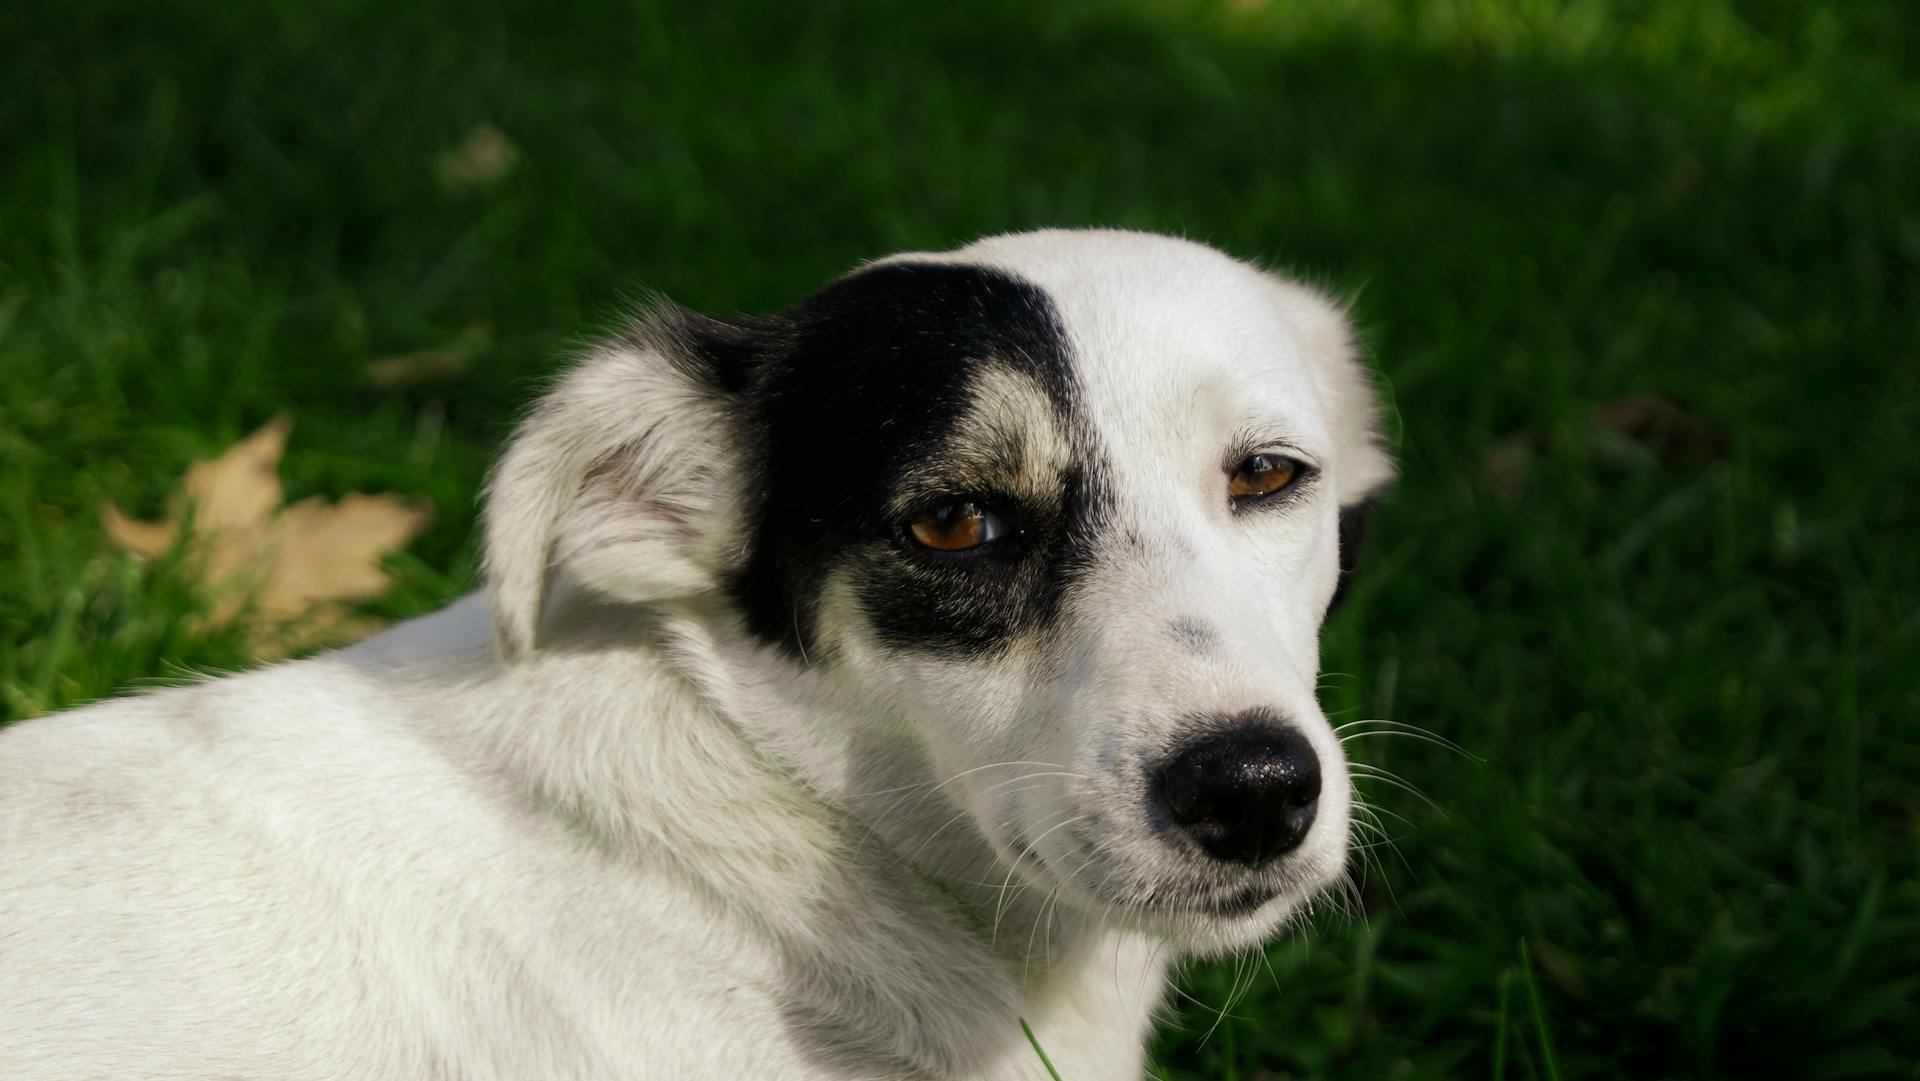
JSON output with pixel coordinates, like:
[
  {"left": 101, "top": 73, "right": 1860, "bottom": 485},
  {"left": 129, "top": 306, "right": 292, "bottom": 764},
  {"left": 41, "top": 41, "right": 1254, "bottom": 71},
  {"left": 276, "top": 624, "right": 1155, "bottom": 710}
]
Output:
[
  {"left": 3, "top": 1, "right": 1916, "bottom": 1076},
  {"left": 1021, "top": 1017, "right": 1066, "bottom": 1081}
]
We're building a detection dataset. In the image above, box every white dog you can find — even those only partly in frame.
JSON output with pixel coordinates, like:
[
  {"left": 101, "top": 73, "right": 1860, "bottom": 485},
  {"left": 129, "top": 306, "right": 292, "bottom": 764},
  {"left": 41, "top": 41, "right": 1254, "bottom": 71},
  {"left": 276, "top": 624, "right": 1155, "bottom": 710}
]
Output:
[{"left": 0, "top": 229, "right": 1393, "bottom": 1079}]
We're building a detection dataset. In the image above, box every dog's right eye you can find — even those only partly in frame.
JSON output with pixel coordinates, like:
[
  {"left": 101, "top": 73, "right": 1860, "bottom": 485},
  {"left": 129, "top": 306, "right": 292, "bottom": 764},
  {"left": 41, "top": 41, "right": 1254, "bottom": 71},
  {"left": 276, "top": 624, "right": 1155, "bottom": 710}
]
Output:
[
  {"left": 1228, "top": 453, "right": 1301, "bottom": 503},
  {"left": 906, "top": 500, "right": 1008, "bottom": 552}
]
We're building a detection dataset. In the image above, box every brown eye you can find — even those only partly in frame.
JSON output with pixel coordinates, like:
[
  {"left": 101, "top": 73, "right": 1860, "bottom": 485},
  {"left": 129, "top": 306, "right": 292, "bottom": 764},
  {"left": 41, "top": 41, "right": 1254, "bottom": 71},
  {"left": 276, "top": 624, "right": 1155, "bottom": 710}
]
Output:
[
  {"left": 1229, "top": 453, "right": 1299, "bottom": 500},
  {"left": 907, "top": 500, "right": 1008, "bottom": 552}
]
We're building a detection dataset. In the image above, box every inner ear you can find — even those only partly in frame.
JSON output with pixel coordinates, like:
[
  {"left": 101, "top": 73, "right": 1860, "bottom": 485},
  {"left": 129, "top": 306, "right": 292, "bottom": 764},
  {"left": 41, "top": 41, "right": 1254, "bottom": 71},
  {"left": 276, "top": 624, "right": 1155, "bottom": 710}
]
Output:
[{"left": 483, "top": 302, "right": 778, "bottom": 659}]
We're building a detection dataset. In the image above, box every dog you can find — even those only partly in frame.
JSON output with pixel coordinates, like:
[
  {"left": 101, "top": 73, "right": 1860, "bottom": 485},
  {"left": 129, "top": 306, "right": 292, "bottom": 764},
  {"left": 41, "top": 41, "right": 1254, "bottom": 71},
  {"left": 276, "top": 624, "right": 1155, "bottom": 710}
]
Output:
[{"left": 0, "top": 229, "right": 1394, "bottom": 1079}]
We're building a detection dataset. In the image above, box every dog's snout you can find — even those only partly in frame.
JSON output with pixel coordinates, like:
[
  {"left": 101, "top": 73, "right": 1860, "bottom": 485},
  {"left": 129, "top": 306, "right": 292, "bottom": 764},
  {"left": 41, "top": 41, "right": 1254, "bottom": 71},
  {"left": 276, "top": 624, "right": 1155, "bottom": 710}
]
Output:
[{"left": 1152, "top": 719, "right": 1322, "bottom": 866}]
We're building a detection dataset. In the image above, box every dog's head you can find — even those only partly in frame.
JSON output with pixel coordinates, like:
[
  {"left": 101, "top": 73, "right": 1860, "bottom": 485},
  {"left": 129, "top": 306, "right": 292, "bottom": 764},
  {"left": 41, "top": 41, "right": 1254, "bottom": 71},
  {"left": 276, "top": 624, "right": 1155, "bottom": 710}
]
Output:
[{"left": 486, "top": 230, "right": 1393, "bottom": 954}]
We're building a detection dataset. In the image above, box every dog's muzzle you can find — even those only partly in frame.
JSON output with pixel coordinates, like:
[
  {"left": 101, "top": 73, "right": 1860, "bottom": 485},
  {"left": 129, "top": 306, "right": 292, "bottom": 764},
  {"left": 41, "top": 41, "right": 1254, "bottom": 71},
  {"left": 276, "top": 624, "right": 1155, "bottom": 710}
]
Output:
[{"left": 1150, "top": 713, "right": 1322, "bottom": 866}]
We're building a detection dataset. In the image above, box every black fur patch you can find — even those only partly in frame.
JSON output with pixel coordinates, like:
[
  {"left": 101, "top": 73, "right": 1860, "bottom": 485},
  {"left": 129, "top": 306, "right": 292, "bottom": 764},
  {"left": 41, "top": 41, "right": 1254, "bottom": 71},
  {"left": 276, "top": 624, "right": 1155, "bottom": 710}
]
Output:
[
  {"left": 1328, "top": 496, "right": 1380, "bottom": 612},
  {"left": 680, "top": 262, "right": 1105, "bottom": 658},
  {"left": 639, "top": 301, "right": 782, "bottom": 399}
]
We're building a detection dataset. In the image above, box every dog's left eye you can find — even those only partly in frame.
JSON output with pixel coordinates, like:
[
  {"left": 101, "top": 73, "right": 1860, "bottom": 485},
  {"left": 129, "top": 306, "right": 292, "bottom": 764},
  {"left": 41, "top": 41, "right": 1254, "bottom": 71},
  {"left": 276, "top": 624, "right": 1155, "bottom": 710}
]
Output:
[
  {"left": 1229, "top": 453, "right": 1301, "bottom": 502},
  {"left": 906, "top": 500, "right": 1008, "bottom": 552}
]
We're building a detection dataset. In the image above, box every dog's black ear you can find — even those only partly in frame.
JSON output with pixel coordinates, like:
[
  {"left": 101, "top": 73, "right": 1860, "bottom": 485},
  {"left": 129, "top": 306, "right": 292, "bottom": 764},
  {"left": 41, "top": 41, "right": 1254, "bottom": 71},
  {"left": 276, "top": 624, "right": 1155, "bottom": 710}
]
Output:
[
  {"left": 1256, "top": 271, "right": 1395, "bottom": 611},
  {"left": 1329, "top": 495, "right": 1383, "bottom": 612},
  {"left": 482, "top": 303, "right": 774, "bottom": 659},
  {"left": 1265, "top": 277, "right": 1395, "bottom": 505}
]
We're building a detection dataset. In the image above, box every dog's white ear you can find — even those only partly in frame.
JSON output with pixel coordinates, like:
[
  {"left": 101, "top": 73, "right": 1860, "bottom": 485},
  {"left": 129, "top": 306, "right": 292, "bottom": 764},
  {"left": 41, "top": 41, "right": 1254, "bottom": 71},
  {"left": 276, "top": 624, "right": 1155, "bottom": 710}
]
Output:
[
  {"left": 1264, "top": 275, "right": 1395, "bottom": 609},
  {"left": 1266, "top": 277, "right": 1396, "bottom": 506},
  {"left": 483, "top": 308, "right": 759, "bottom": 659}
]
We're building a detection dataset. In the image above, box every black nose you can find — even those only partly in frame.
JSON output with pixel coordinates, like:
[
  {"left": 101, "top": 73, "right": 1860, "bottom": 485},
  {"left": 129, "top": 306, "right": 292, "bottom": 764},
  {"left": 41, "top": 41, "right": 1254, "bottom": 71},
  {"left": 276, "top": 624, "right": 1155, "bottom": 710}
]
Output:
[{"left": 1152, "top": 722, "right": 1322, "bottom": 866}]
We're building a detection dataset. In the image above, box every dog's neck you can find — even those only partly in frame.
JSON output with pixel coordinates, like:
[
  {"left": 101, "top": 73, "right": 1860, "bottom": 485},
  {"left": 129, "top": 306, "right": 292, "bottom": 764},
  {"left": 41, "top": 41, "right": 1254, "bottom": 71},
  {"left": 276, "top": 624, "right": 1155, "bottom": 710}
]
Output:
[{"left": 366, "top": 589, "right": 1170, "bottom": 1076}]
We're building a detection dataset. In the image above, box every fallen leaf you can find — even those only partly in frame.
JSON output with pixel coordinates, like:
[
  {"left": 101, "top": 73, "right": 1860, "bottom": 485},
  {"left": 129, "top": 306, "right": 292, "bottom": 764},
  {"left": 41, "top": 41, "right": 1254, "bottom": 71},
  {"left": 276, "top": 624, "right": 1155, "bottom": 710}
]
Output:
[
  {"left": 101, "top": 418, "right": 431, "bottom": 657},
  {"left": 1480, "top": 433, "right": 1537, "bottom": 498},
  {"left": 1482, "top": 392, "right": 1729, "bottom": 497},
  {"left": 362, "top": 324, "right": 491, "bottom": 389},
  {"left": 436, "top": 124, "right": 519, "bottom": 189},
  {"left": 1590, "top": 393, "right": 1729, "bottom": 469},
  {"left": 1657, "top": 154, "right": 1706, "bottom": 202},
  {"left": 362, "top": 349, "right": 469, "bottom": 389},
  {"left": 1528, "top": 939, "right": 1590, "bottom": 999},
  {"left": 266, "top": 494, "right": 432, "bottom": 618},
  {"left": 98, "top": 504, "right": 177, "bottom": 559}
]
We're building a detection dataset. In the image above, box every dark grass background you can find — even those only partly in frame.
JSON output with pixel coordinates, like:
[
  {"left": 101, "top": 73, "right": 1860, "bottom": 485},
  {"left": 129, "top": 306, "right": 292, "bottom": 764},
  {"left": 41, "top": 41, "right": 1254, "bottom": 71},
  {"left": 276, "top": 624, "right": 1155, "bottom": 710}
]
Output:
[{"left": 3, "top": 1, "right": 1917, "bottom": 1077}]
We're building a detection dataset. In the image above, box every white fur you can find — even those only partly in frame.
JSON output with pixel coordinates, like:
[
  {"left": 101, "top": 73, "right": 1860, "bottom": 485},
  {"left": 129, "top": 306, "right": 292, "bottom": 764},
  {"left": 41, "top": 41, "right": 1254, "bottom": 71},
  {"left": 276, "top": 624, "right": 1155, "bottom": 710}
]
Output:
[{"left": 0, "top": 230, "right": 1391, "bottom": 1079}]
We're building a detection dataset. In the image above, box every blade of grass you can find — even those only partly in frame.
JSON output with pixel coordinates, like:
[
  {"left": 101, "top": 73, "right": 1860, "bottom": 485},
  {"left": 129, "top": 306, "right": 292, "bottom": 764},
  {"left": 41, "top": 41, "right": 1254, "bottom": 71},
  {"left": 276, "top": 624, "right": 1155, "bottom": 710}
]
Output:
[
  {"left": 1020, "top": 1017, "right": 1065, "bottom": 1081},
  {"left": 1518, "top": 939, "right": 1562, "bottom": 1081},
  {"left": 1493, "top": 967, "right": 1512, "bottom": 1081}
]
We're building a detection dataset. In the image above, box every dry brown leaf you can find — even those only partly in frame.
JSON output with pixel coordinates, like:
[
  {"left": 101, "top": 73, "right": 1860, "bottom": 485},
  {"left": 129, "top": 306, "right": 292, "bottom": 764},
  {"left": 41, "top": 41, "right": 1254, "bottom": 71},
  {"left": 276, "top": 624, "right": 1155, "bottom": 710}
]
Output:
[
  {"left": 1482, "top": 393, "right": 1730, "bottom": 498},
  {"left": 100, "top": 418, "right": 431, "bottom": 657},
  {"left": 1480, "top": 434, "right": 1537, "bottom": 498},
  {"left": 436, "top": 124, "right": 519, "bottom": 188},
  {"left": 363, "top": 349, "right": 469, "bottom": 389},
  {"left": 1589, "top": 393, "right": 1729, "bottom": 469},
  {"left": 98, "top": 503, "right": 177, "bottom": 559},
  {"left": 362, "top": 324, "right": 491, "bottom": 389},
  {"left": 266, "top": 494, "right": 432, "bottom": 617}
]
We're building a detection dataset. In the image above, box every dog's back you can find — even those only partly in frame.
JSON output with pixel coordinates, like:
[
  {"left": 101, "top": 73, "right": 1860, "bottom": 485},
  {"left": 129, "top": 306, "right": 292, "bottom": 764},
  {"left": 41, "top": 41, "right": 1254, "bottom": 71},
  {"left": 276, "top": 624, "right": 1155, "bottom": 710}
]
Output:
[
  {"left": 0, "top": 604, "right": 807, "bottom": 1078},
  {"left": 1, "top": 658, "right": 440, "bottom": 1076}
]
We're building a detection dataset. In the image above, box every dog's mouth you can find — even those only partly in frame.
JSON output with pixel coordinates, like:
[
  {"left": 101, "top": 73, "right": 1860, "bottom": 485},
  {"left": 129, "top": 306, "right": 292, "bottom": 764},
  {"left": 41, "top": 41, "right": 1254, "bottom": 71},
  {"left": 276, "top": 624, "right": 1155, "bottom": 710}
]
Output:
[
  {"left": 1091, "top": 877, "right": 1285, "bottom": 921},
  {"left": 998, "top": 823, "right": 1291, "bottom": 924},
  {"left": 1189, "top": 883, "right": 1280, "bottom": 916},
  {"left": 983, "top": 780, "right": 1347, "bottom": 947}
]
